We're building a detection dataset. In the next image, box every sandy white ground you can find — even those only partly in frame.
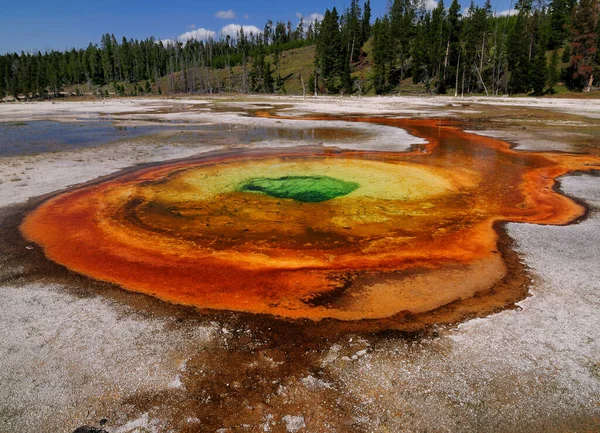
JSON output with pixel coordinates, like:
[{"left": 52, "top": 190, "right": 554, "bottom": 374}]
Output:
[
  {"left": 323, "top": 174, "right": 600, "bottom": 432},
  {"left": 0, "top": 284, "right": 216, "bottom": 432},
  {"left": 0, "top": 97, "right": 598, "bottom": 432},
  {"left": 3, "top": 94, "right": 600, "bottom": 121}
]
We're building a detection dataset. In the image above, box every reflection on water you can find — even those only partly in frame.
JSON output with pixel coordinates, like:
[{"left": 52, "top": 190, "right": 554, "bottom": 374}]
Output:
[
  {"left": 157, "top": 124, "right": 366, "bottom": 146},
  {"left": 0, "top": 120, "right": 367, "bottom": 157},
  {"left": 242, "top": 126, "right": 365, "bottom": 143},
  {"left": 0, "top": 120, "right": 179, "bottom": 157}
]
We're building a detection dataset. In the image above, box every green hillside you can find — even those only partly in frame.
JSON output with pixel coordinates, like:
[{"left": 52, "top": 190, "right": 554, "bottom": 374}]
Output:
[{"left": 3, "top": 0, "right": 599, "bottom": 100}]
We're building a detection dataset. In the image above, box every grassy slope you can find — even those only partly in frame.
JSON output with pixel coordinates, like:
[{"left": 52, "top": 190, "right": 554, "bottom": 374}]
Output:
[
  {"left": 269, "top": 45, "right": 317, "bottom": 94},
  {"left": 60, "top": 42, "right": 600, "bottom": 98},
  {"left": 148, "top": 45, "right": 319, "bottom": 96}
]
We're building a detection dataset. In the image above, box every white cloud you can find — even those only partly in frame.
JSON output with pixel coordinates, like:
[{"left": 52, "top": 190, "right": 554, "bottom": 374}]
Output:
[
  {"left": 496, "top": 8, "right": 517, "bottom": 16},
  {"left": 305, "top": 13, "right": 324, "bottom": 23},
  {"left": 189, "top": 24, "right": 196, "bottom": 29},
  {"left": 425, "top": 0, "right": 438, "bottom": 10},
  {"left": 296, "top": 12, "right": 303, "bottom": 19},
  {"left": 220, "top": 23, "right": 262, "bottom": 39},
  {"left": 216, "top": 9, "right": 236, "bottom": 19},
  {"left": 177, "top": 28, "right": 217, "bottom": 42},
  {"left": 158, "top": 39, "right": 176, "bottom": 46}
]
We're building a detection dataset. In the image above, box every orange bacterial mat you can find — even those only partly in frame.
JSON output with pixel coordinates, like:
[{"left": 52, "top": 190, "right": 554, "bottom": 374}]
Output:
[{"left": 21, "top": 117, "right": 600, "bottom": 325}]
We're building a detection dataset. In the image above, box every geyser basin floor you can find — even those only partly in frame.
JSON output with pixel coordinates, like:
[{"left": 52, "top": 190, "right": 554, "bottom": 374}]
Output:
[
  {"left": 3, "top": 97, "right": 600, "bottom": 432},
  {"left": 20, "top": 117, "right": 600, "bottom": 327}
]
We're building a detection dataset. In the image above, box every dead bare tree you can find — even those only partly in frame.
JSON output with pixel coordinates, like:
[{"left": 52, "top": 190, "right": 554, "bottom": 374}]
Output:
[
  {"left": 299, "top": 74, "right": 306, "bottom": 101},
  {"left": 354, "top": 74, "right": 366, "bottom": 97}
]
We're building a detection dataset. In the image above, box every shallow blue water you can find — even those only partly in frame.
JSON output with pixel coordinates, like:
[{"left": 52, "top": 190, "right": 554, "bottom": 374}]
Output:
[{"left": 0, "top": 120, "right": 177, "bottom": 157}]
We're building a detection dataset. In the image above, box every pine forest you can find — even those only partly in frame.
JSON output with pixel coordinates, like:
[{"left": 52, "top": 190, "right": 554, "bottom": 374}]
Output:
[{"left": 1, "top": 0, "right": 599, "bottom": 99}]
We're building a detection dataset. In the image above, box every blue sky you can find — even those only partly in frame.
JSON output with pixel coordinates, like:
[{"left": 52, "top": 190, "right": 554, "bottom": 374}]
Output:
[{"left": 0, "top": 0, "right": 514, "bottom": 54}]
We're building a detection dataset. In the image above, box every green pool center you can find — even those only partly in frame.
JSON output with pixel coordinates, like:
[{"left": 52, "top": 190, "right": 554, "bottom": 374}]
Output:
[{"left": 239, "top": 175, "right": 360, "bottom": 202}]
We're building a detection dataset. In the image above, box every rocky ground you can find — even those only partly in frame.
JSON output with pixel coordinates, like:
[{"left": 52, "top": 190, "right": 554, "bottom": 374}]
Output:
[{"left": 0, "top": 95, "right": 599, "bottom": 433}]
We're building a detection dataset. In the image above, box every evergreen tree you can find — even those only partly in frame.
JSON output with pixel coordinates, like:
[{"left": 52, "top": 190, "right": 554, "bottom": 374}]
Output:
[
  {"left": 372, "top": 17, "right": 393, "bottom": 93},
  {"left": 344, "top": 0, "right": 362, "bottom": 64},
  {"left": 120, "top": 37, "right": 132, "bottom": 82},
  {"left": 562, "top": 43, "right": 571, "bottom": 62},
  {"left": 548, "top": 0, "right": 576, "bottom": 49},
  {"left": 239, "top": 27, "right": 249, "bottom": 92},
  {"left": 275, "top": 21, "right": 289, "bottom": 44},
  {"left": 547, "top": 49, "right": 560, "bottom": 92},
  {"left": 390, "top": 0, "right": 416, "bottom": 87},
  {"left": 431, "top": 0, "right": 448, "bottom": 93},
  {"left": 249, "top": 44, "right": 274, "bottom": 93},
  {"left": 8, "top": 56, "right": 20, "bottom": 98},
  {"left": 508, "top": 0, "right": 534, "bottom": 93},
  {"left": 20, "top": 52, "right": 32, "bottom": 98},
  {"left": 362, "top": 0, "right": 372, "bottom": 42},
  {"left": 35, "top": 52, "right": 47, "bottom": 98},
  {"left": 264, "top": 20, "right": 273, "bottom": 44},
  {"left": 412, "top": 5, "right": 431, "bottom": 85},
  {"left": 530, "top": 42, "right": 548, "bottom": 94},
  {"left": 569, "top": 0, "right": 599, "bottom": 91},
  {"left": 316, "top": 8, "right": 344, "bottom": 93},
  {"left": 295, "top": 17, "right": 305, "bottom": 40},
  {"left": 263, "top": 61, "right": 275, "bottom": 92},
  {"left": 100, "top": 33, "right": 115, "bottom": 83},
  {"left": 445, "top": 0, "right": 462, "bottom": 90},
  {"left": 0, "top": 56, "right": 6, "bottom": 98},
  {"left": 461, "top": 1, "right": 493, "bottom": 93}
]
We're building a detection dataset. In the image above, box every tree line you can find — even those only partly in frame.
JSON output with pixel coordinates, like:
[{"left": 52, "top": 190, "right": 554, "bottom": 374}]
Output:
[
  {"left": 312, "top": 0, "right": 372, "bottom": 94},
  {"left": 1, "top": 0, "right": 598, "bottom": 99},
  {"left": 365, "top": 0, "right": 598, "bottom": 94},
  {"left": 0, "top": 19, "right": 316, "bottom": 99}
]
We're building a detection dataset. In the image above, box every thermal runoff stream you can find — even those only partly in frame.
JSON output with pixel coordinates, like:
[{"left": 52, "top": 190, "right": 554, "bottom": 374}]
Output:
[{"left": 20, "top": 116, "right": 600, "bottom": 329}]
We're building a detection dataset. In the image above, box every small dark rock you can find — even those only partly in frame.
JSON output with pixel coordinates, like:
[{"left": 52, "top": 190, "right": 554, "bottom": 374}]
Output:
[{"left": 73, "top": 426, "right": 108, "bottom": 433}]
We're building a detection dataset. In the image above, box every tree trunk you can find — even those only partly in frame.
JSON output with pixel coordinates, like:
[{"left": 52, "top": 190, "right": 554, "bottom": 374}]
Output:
[
  {"left": 584, "top": 75, "right": 594, "bottom": 92},
  {"left": 444, "top": 39, "right": 450, "bottom": 68},
  {"left": 242, "top": 53, "right": 247, "bottom": 93},
  {"left": 480, "top": 32, "right": 485, "bottom": 73},
  {"left": 474, "top": 62, "right": 489, "bottom": 96},
  {"left": 455, "top": 51, "right": 460, "bottom": 97},
  {"left": 350, "top": 33, "right": 356, "bottom": 66}
]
